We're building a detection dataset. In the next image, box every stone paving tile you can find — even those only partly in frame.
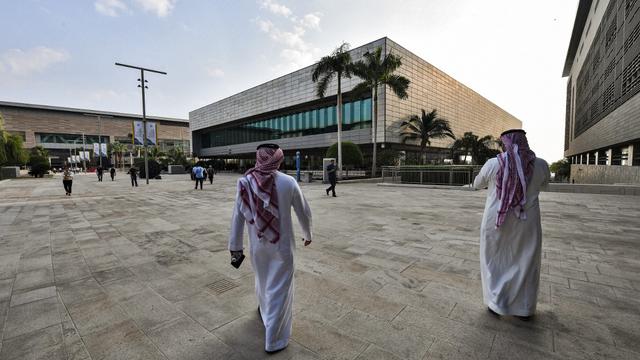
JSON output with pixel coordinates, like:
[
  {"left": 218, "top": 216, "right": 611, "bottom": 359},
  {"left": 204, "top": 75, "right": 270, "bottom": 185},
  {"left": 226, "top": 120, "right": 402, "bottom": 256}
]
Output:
[
  {"left": 1, "top": 174, "right": 640, "bottom": 359},
  {"left": 0, "top": 324, "right": 65, "bottom": 360},
  {"left": 3, "top": 296, "right": 61, "bottom": 339},
  {"left": 10, "top": 285, "right": 56, "bottom": 307}
]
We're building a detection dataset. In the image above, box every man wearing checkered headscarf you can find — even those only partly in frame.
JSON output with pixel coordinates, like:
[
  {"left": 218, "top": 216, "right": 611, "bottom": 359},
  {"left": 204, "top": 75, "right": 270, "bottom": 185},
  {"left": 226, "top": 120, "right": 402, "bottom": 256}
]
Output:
[
  {"left": 473, "top": 129, "right": 550, "bottom": 320},
  {"left": 228, "top": 143, "right": 313, "bottom": 353}
]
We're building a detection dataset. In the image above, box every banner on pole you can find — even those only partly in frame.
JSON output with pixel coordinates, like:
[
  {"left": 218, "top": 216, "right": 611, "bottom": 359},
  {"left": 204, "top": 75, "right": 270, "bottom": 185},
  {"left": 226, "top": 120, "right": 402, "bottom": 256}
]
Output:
[
  {"left": 93, "top": 143, "right": 100, "bottom": 157},
  {"left": 146, "top": 122, "right": 158, "bottom": 146},
  {"left": 133, "top": 120, "right": 144, "bottom": 145},
  {"left": 79, "top": 151, "right": 90, "bottom": 161},
  {"left": 101, "top": 143, "right": 108, "bottom": 156}
]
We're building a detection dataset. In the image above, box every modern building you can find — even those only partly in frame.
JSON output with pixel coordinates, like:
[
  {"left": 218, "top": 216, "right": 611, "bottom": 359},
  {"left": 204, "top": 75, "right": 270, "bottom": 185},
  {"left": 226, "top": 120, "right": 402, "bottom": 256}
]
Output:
[
  {"left": 0, "top": 101, "right": 190, "bottom": 168},
  {"left": 190, "top": 37, "right": 521, "bottom": 169},
  {"left": 563, "top": 0, "right": 640, "bottom": 183}
]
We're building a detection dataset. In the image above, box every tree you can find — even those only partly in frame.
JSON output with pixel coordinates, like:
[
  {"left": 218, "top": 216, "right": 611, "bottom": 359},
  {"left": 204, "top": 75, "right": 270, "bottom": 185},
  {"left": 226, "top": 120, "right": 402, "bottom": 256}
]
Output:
[
  {"left": 312, "top": 43, "right": 352, "bottom": 179},
  {"left": 400, "top": 109, "right": 455, "bottom": 164},
  {"left": 167, "top": 145, "right": 187, "bottom": 166},
  {"left": 4, "top": 133, "right": 28, "bottom": 166},
  {"left": 550, "top": 158, "right": 571, "bottom": 182},
  {"left": 450, "top": 131, "right": 497, "bottom": 165},
  {"left": 110, "top": 142, "right": 127, "bottom": 170},
  {"left": 351, "top": 47, "right": 410, "bottom": 176},
  {"left": 147, "top": 146, "right": 166, "bottom": 162},
  {"left": 28, "top": 146, "right": 50, "bottom": 177},
  {"left": 0, "top": 113, "right": 7, "bottom": 166},
  {"left": 325, "top": 141, "right": 363, "bottom": 174}
]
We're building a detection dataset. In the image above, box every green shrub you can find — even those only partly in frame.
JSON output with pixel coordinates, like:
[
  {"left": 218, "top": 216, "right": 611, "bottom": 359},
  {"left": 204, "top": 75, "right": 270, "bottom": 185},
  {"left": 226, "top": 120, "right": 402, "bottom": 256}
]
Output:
[
  {"left": 134, "top": 158, "right": 161, "bottom": 179},
  {"left": 325, "top": 141, "right": 363, "bottom": 169}
]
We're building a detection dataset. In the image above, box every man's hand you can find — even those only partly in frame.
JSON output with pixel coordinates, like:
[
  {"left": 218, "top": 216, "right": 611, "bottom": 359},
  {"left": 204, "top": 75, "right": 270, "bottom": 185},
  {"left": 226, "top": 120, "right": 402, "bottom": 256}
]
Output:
[{"left": 303, "top": 239, "right": 312, "bottom": 246}]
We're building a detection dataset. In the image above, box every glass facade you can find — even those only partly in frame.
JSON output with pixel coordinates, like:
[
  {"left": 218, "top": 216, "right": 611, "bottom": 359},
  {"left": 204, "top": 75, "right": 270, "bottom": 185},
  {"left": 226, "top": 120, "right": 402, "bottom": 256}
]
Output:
[
  {"left": 36, "top": 133, "right": 108, "bottom": 144},
  {"left": 200, "top": 98, "right": 372, "bottom": 148}
]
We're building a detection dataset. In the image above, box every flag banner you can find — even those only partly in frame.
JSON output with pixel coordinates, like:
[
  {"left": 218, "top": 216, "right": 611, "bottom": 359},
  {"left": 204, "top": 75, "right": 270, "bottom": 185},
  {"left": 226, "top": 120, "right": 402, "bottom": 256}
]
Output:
[
  {"left": 72, "top": 155, "right": 80, "bottom": 164},
  {"left": 67, "top": 157, "right": 72, "bottom": 164},
  {"left": 93, "top": 143, "right": 100, "bottom": 156},
  {"left": 146, "top": 122, "right": 157, "bottom": 146},
  {"left": 133, "top": 120, "right": 144, "bottom": 145},
  {"left": 101, "top": 143, "right": 108, "bottom": 156},
  {"left": 80, "top": 151, "right": 90, "bottom": 161}
]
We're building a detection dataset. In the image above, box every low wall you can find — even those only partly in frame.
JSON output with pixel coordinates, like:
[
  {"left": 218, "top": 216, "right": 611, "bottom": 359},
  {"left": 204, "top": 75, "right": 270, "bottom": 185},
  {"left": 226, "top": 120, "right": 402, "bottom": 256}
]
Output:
[
  {"left": 0, "top": 167, "right": 20, "bottom": 180},
  {"left": 571, "top": 164, "right": 640, "bottom": 184}
]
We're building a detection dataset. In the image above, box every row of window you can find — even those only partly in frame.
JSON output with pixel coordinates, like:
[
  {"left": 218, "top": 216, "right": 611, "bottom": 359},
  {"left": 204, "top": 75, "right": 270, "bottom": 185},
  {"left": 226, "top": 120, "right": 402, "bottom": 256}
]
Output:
[
  {"left": 36, "top": 133, "right": 109, "bottom": 144},
  {"left": 200, "top": 98, "right": 372, "bottom": 148},
  {"left": 572, "top": 143, "right": 639, "bottom": 166}
]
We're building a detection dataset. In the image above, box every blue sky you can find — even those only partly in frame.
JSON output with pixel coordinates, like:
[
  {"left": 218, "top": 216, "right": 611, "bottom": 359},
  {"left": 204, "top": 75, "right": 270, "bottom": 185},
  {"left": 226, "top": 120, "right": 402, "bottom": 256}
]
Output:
[{"left": 0, "top": 0, "right": 578, "bottom": 162}]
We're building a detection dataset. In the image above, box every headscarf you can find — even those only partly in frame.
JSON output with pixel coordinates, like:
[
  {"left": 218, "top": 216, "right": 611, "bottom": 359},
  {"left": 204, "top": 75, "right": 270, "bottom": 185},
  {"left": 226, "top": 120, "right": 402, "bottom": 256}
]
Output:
[
  {"left": 237, "top": 145, "right": 284, "bottom": 243},
  {"left": 495, "top": 130, "right": 536, "bottom": 228}
]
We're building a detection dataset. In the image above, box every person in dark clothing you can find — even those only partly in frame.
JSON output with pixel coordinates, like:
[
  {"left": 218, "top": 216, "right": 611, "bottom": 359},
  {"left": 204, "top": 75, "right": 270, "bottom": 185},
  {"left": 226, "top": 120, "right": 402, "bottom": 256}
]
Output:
[
  {"left": 97, "top": 166, "right": 104, "bottom": 182},
  {"left": 326, "top": 160, "right": 337, "bottom": 197},
  {"left": 207, "top": 165, "right": 214, "bottom": 184},
  {"left": 127, "top": 167, "right": 138, "bottom": 187},
  {"left": 110, "top": 167, "right": 116, "bottom": 181},
  {"left": 63, "top": 166, "right": 73, "bottom": 196}
]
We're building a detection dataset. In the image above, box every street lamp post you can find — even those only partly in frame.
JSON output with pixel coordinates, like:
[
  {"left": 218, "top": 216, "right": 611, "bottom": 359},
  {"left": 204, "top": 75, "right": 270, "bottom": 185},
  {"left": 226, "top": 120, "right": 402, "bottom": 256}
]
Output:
[{"left": 115, "top": 62, "right": 167, "bottom": 184}]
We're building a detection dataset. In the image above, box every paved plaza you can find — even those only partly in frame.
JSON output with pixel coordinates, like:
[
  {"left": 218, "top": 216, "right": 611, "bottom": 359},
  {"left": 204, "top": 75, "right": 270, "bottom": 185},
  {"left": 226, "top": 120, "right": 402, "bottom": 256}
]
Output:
[{"left": 0, "top": 173, "right": 639, "bottom": 360}]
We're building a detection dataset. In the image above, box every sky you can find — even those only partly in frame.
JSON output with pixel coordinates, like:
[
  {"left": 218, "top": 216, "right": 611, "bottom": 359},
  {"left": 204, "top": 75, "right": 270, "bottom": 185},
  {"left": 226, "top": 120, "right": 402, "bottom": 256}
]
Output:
[{"left": 0, "top": 0, "right": 578, "bottom": 162}]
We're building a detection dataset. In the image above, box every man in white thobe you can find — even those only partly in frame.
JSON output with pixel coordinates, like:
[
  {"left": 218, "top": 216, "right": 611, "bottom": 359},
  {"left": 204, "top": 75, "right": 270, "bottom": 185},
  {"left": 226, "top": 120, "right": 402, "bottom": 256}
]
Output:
[
  {"left": 473, "top": 129, "right": 550, "bottom": 320},
  {"left": 228, "top": 143, "right": 312, "bottom": 353}
]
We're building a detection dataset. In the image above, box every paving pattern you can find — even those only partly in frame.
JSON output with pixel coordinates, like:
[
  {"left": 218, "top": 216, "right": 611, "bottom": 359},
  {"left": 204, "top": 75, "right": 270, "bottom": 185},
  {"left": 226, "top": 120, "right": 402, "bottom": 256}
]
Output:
[{"left": 0, "top": 173, "right": 639, "bottom": 359}]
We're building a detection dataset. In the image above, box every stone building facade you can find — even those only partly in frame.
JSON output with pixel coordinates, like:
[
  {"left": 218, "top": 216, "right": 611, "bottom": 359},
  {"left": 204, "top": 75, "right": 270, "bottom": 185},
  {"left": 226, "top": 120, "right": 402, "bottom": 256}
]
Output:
[
  {"left": 190, "top": 37, "right": 521, "bottom": 165},
  {"left": 564, "top": 0, "right": 640, "bottom": 183},
  {"left": 0, "top": 101, "right": 190, "bottom": 167}
]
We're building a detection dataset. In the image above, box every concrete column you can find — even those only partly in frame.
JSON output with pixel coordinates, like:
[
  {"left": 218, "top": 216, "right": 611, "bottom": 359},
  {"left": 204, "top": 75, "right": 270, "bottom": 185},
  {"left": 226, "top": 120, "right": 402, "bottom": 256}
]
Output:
[
  {"left": 606, "top": 149, "right": 612, "bottom": 165},
  {"left": 594, "top": 151, "right": 598, "bottom": 165},
  {"left": 628, "top": 145, "right": 634, "bottom": 166},
  {"left": 586, "top": 153, "right": 590, "bottom": 165}
]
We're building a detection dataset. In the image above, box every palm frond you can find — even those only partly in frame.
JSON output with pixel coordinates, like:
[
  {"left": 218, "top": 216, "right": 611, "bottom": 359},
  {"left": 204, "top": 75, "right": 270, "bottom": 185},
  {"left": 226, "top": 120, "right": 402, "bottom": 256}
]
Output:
[
  {"left": 316, "top": 73, "right": 334, "bottom": 98},
  {"left": 385, "top": 74, "right": 410, "bottom": 99}
]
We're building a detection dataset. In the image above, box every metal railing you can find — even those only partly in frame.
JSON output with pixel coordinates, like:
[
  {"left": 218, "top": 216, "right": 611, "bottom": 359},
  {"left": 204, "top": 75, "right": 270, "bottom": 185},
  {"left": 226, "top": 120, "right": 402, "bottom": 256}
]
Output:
[{"left": 381, "top": 165, "right": 482, "bottom": 187}]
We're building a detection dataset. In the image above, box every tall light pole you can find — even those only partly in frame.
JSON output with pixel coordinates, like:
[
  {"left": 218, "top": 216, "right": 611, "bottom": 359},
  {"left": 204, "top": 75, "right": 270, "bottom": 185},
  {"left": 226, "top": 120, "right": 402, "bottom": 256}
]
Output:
[
  {"left": 82, "top": 133, "right": 86, "bottom": 170},
  {"left": 115, "top": 62, "right": 167, "bottom": 184}
]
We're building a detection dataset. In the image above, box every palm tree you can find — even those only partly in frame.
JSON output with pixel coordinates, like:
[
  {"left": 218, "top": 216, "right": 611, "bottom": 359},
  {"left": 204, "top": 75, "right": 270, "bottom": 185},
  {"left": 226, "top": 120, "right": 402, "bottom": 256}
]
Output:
[
  {"left": 400, "top": 109, "right": 455, "bottom": 165},
  {"left": 351, "top": 47, "right": 410, "bottom": 176},
  {"left": 451, "top": 131, "right": 496, "bottom": 165},
  {"left": 111, "top": 142, "right": 126, "bottom": 170},
  {"left": 312, "top": 42, "right": 352, "bottom": 179}
]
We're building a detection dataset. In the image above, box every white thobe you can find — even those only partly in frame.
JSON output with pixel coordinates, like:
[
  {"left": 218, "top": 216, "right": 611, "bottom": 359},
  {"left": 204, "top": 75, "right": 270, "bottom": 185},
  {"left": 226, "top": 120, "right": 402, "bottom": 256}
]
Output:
[
  {"left": 228, "top": 172, "right": 312, "bottom": 352},
  {"left": 473, "top": 157, "right": 550, "bottom": 316}
]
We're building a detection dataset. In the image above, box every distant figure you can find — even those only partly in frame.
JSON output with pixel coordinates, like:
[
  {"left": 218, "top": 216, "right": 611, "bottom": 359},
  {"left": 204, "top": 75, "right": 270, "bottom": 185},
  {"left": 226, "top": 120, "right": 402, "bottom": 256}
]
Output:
[
  {"left": 192, "top": 164, "right": 205, "bottom": 190},
  {"left": 325, "top": 159, "right": 337, "bottom": 197},
  {"left": 207, "top": 165, "right": 215, "bottom": 184},
  {"left": 472, "top": 129, "right": 550, "bottom": 321},
  {"left": 110, "top": 167, "right": 116, "bottom": 181},
  {"left": 96, "top": 166, "right": 104, "bottom": 182},
  {"left": 229, "top": 143, "right": 312, "bottom": 353},
  {"left": 127, "top": 167, "right": 139, "bottom": 187},
  {"left": 63, "top": 166, "right": 73, "bottom": 196}
]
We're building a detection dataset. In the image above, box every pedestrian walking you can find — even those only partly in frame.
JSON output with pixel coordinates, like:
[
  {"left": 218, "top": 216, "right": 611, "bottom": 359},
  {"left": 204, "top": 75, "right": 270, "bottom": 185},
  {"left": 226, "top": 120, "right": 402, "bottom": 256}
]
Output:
[
  {"left": 96, "top": 166, "right": 104, "bottom": 182},
  {"left": 325, "top": 159, "right": 337, "bottom": 197},
  {"left": 110, "top": 167, "right": 116, "bottom": 181},
  {"left": 228, "top": 143, "right": 312, "bottom": 353},
  {"left": 192, "top": 164, "right": 205, "bottom": 190},
  {"left": 207, "top": 165, "right": 214, "bottom": 184},
  {"left": 63, "top": 166, "right": 73, "bottom": 196},
  {"left": 127, "top": 167, "right": 139, "bottom": 187},
  {"left": 472, "top": 129, "right": 550, "bottom": 320}
]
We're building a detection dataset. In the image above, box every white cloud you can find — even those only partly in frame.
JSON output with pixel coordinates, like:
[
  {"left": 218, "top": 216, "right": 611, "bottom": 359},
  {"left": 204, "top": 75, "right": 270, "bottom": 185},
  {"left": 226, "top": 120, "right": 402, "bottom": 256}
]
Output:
[
  {"left": 205, "top": 66, "right": 225, "bottom": 78},
  {"left": 260, "top": 0, "right": 291, "bottom": 17},
  {"left": 255, "top": 3, "right": 322, "bottom": 73},
  {"left": 135, "top": 0, "right": 176, "bottom": 17},
  {"left": 299, "top": 13, "right": 321, "bottom": 30},
  {"left": 94, "top": 0, "right": 128, "bottom": 17},
  {"left": 0, "top": 47, "right": 69, "bottom": 76}
]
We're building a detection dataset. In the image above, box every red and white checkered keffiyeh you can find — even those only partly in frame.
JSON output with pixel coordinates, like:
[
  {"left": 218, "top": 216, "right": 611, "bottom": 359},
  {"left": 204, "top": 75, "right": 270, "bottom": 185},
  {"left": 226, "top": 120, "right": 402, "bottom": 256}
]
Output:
[
  {"left": 237, "top": 147, "right": 284, "bottom": 243},
  {"left": 496, "top": 131, "right": 536, "bottom": 228}
]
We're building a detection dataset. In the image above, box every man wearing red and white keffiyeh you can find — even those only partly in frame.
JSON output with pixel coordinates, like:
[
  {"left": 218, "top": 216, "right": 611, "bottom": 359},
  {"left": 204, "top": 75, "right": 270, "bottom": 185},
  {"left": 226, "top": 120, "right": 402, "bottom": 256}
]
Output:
[{"left": 228, "top": 143, "right": 313, "bottom": 353}]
